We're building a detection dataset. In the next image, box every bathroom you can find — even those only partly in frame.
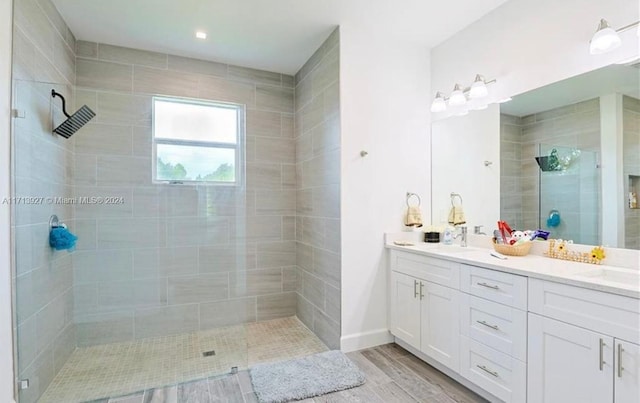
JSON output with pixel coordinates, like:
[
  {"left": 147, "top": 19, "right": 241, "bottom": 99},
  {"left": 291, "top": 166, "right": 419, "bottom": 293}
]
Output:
[{"left": 0, "top": 0, "right": 638, "bottom": 402}]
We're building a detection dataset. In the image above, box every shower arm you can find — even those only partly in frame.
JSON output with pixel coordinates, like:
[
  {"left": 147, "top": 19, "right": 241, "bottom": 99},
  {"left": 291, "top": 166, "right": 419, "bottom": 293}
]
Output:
[{"left": 51, "top": 89, "right": 72, "bottom": 118}]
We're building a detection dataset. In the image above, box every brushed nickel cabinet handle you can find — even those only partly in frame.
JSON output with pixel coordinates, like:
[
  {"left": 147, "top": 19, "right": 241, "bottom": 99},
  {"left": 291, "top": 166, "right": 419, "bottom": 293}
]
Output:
[
  {"left": 599, "top": 339, "right": 606, "bottom": 371},
  {"left": 476, "top": 320, "right": 500, "bottom": 331},
  {"left": 476, "top": 364, "right": 499, "bottom": 378},
  {"left": 618, "top": 343, "right": 624, "bottom": 378},
  {"left": 414, "top": 280, "right": 419, "bottom": 298},
  {"left": 477, "top": 282, "right": 500, "bottom": 290},
  {"left": 420, "top": 282, "right": 425, "bottom": 300}
]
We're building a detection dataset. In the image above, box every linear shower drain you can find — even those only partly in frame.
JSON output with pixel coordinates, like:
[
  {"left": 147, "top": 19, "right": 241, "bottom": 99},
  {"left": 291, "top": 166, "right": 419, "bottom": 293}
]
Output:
[{"left": 202, "top": 350, "right": 216, "bottom": 357}]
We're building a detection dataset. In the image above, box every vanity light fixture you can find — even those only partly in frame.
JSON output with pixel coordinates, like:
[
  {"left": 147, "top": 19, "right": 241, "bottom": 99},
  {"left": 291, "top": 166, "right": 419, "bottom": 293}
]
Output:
[
  {"left": 195, "top": 31, "right": 207, "bottom": 39},
  {"left": 430, "top": 92, "right": 447, "bottom": 112},
  {"left": 469, "top": 75, "right": 489, "bottom": 99},
  {"left": 448, "top": 84, "right": 466, "bottom": 106},
  {"left": 589, "top": 18, "right": 640, "bottom": 55},
  {"left": 431, "top": 74, "right": 497, "bottom": 113}
]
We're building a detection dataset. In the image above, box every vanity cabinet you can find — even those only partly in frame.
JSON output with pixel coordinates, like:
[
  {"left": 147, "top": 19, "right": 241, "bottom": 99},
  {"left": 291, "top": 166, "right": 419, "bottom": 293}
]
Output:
[
  {"left": 614, "top": 339, "right": 640, "bottom": 403},
  {"left": 528, "top": 313, "right": 614, "bottom": 403},
  {"left": 389, "top": 271, "right": 421, "bottom": 349},
  {"left": 528, "top": 279, "right": 640, "bottom": 403},
  {"left": 389, "top": 251, "right": 460, "bottom": 371},
  {"left": 420, "top": 280, "right": 460, "bottom": 371},
  {"left": 388, "top": 246, "right": 639, "bottom": 403}
]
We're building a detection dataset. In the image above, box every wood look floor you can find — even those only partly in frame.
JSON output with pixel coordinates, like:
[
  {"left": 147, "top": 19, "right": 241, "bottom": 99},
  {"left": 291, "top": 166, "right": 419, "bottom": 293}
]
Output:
[{"left": 86, "top": 343, "right": 487, "bottom": 403}]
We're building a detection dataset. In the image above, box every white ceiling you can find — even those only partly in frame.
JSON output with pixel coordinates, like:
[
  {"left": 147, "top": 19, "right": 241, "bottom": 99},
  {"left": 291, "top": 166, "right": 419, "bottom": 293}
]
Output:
[
  {"left": 502, "top": 63, "right": 640, "bottom": 117},
  {"left": 51, "top": 0, "right": 509, "bottom": 75}
]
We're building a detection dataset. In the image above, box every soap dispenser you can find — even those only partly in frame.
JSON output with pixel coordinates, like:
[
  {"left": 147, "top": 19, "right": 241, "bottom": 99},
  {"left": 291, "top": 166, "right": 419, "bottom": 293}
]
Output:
[{"left": 442, "top": 225, "right": 454, "bottom": 245}]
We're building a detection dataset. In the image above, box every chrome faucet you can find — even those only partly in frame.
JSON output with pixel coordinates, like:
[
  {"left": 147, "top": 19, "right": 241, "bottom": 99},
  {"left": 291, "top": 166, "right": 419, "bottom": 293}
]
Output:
[
  {"left": 454, "top": 226, "right": 468, "bottom": 247},
  {"left": 474, "top": 225, "right": 487, "bottom": 235}
]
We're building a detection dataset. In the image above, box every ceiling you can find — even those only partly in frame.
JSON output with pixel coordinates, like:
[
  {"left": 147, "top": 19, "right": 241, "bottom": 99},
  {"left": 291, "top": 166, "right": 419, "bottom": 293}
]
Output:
[
  {"left": 51, "top": 0, "right": 509, "bottom": 75},
  {"left": 502, "top": 63, "right": 640, "bottom": 117}
]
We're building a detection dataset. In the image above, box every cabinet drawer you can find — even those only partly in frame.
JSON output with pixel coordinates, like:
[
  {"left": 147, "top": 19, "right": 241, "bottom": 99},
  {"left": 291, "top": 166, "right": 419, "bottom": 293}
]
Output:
[
  {"left": 529, "top": 278, "right": 640, "bottom": 343},
  {"left": 460, "top": 293, "right": 527, "bottom": 362},
  {"left": 391, "top": 250, "right": 460, "bottom": 288},
  {"left": 460, "top": 336, "right": 526, "bottom": 403},
  {"left": 460, "top": 265, "right": 527, "bottom": 310}
]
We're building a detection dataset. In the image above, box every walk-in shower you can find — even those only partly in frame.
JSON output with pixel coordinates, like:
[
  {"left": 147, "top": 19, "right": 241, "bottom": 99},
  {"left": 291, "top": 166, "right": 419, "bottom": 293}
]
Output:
[{"left": 10, "top": 1, "right": 341, "bottom": 401}]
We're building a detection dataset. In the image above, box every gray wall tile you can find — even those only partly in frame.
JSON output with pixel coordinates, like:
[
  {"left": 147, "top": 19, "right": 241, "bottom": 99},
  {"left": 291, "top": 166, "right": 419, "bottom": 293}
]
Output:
[
  {"left": 200, "top": 298, "right": 257, "bottom": 329},
  {"left": 229, "top": 269, "right": 283, "bottom": 298},
  {"left": 167, "top": 55, "right": 227, "bottom": 77},
  {"left": 98, "top": 44, "right": 167, "bottom": 68},
  {"left": 76, "top": 58, "right": 133, "bottom": 91},
  {"left": 76, "top": 40, "right": 97, "bottom": 58},
  {"left": 168, "top": 273, "right": 229, "bottom": 304},
  {"left": 228, "top": 65, "right": 282, "bottom": 86},
  {"left": 76, "top": 311, "right": 134, "bottom": 346},
  {"left": 256, "top": 85, "right": 294, "bottom": 113},
  {"left": 134, "top": 304, "right": 200, "bottom": 339},
  {"left": 294, "top": 28, "right": 341, "bottom": 348},
  {"left": 257, "top": 292, "right": 296, "bottom": 321},
  {"left": 133, "top": 66, "right": 199, "bottom": 98}
]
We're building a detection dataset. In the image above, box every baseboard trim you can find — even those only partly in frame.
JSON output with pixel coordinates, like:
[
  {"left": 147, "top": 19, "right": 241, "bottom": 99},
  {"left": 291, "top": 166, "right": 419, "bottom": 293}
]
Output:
[
  {"left": 394, "top": 338, "right": 501, "bottom": 403},
  {"left": 340, "top": 328, "right": 394, "bottom": 352}
]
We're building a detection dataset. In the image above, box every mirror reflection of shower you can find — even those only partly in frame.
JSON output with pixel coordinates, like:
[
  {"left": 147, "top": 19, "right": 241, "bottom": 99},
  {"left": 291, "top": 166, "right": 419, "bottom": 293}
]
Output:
[{"left": 536, "top": 144, "right": 600, "bottom": 245}]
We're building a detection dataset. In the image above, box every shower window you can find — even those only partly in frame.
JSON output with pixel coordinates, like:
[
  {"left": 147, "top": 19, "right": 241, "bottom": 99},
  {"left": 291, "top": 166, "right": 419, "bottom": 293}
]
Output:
[{"left": 152, "top": 96, "right": 244, "bottom": 184}]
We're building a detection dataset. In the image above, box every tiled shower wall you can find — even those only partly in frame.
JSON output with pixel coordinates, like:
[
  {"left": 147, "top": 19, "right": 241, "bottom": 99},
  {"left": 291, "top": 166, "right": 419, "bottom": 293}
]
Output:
[
  {"left": 11, "top": 0, "right": 77, "bottom": 402},
  {"left": 623, "top": 95, "right": 640, "bottom": 250},
  {"left": 72, "top": 41, "right": 297, "bottom": 346},
  {"left": 500, "top": 98, "right": 601, "bottom": 243},
  {"left": 294, "top": 28, "right": 341, "bottom": 349}
]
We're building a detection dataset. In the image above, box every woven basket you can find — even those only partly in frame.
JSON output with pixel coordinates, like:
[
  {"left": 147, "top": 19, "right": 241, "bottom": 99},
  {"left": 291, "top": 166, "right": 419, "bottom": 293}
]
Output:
[{"left": 493, "top": 242, "right": 532, "bottom": 256}]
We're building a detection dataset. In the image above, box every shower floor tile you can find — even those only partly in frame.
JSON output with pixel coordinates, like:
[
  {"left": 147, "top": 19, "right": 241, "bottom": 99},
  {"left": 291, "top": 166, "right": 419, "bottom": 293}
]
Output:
[{"left": 39, "top": 316, "right": 327, "bottom": 403}]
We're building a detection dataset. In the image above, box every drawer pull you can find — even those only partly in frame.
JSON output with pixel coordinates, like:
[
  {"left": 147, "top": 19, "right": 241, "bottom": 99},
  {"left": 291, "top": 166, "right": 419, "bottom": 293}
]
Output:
[
  {"left": 414, "top": 280, "right": 419, "bottom": 298},
  {"left": 599, "top": 338, "right": 606, "bottom": 371},
  {"left": 476, "top": 320, "right": 500, "bottom": 331},
  {"left": 477, "top": 282, "right": 500, "bottom": 290},
  {"left": 420, "top": 282, "right": 425, "bottom": 300},
  {"left": 476, "top": 364, "right": 499, "bottom": 378},
  {"left": 618, "top": 343, "right": 624, "bottom": 378}
]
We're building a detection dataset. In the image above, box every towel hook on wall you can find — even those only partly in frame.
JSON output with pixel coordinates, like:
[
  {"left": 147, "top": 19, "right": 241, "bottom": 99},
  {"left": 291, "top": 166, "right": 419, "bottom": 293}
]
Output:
[
  {"left": 49, "top": 214, "right": 67, "bottom": 230},
  {"left": 406, "top": 192, "right": 421, "bottom": 207},
  {"left": 450, "top": 192, "right": 463, "bottom": 207}
]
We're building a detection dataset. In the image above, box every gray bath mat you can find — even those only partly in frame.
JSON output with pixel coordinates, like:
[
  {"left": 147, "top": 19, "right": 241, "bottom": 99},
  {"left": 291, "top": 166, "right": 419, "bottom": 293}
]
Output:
[{"left": 249, "top": 350, "right": 366, "bottom": 402}]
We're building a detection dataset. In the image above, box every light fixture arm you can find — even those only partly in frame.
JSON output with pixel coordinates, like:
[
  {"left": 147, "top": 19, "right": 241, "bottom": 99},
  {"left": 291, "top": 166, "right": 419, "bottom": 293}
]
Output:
[{"left": 615, "top": 20, "right": 640, "bottom": 33}]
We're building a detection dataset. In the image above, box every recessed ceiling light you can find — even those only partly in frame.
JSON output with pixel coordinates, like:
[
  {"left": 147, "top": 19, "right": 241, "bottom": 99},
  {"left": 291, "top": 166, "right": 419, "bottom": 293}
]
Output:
[{"left": 196, "top": 31, "right": 207, "bottom": 40}]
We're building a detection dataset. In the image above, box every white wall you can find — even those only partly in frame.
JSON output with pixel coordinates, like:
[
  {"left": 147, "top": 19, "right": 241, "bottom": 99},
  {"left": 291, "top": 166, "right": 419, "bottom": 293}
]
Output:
[
  {"left": 339, "top": 25, "right": 431, "bottom": 351},
  {"left": 0, "top": 0, "right": 15, "bottom": 401},
  {"left": 431, "top": 0, "right": 640, "bottom": 111},
  {"left": 431, "top": 104, "right": 501, "bottom": 229}
]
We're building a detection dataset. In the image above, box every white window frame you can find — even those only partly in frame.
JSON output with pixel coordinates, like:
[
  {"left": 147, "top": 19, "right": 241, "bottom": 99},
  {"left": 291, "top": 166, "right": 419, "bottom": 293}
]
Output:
[{"left": 152, "top": 96, "right": 245, "bottom": 186}]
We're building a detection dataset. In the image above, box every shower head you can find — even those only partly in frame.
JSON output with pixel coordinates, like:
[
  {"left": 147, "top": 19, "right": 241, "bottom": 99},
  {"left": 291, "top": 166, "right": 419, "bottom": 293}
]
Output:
[{"left": 51, "top": 89, "right": 96, "bottom": 138}]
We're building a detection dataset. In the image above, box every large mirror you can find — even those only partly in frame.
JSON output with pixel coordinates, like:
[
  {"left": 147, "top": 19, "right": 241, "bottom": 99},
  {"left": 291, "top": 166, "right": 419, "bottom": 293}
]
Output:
[{"left": 431, "top": 63, "right": 640, "bottom": 250}]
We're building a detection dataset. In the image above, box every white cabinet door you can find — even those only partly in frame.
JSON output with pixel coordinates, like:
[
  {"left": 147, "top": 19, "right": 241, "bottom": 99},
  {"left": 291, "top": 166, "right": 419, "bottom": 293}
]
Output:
[
  {"left": 528, "top": 313, "right": 614, "bottom": 403},
  {"left": 615, "top": 339, "right": 640, "bottom": 403},
  {"left": 420, "top": 280, "right": 460, "bottom": 372},
  {"left": 390, "top": 271, "right": 421, "bottom": 349}
]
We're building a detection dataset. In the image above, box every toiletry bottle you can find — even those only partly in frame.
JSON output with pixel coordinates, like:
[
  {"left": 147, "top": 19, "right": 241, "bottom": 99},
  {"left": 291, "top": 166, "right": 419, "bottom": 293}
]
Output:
[
  {"left": 630, "top": 189, "right": 638, "bottom": 209},
  {"left": 443, "top": 225, "right": 454, "bottom": 245}
]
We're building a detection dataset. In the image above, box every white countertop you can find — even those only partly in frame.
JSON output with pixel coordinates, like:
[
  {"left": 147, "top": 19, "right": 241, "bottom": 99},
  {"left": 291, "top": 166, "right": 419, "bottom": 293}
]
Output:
[{"left": 385, "top": 240, "right": 640, "bottom": 299}]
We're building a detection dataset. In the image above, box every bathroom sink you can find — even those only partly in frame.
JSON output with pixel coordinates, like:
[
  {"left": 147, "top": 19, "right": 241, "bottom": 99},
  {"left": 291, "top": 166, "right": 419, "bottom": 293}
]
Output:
[
  {"left": 422, "top": 244, "right": 479, "bottom": 254},
  {"left": 575, "top": 268, "right": 640, "bottom": 286}
]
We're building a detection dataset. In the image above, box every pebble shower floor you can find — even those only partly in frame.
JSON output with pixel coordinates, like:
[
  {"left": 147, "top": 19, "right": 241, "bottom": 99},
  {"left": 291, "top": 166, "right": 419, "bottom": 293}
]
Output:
[{"left": 38, "top": 317, "right": 327, "bottom": 403}]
